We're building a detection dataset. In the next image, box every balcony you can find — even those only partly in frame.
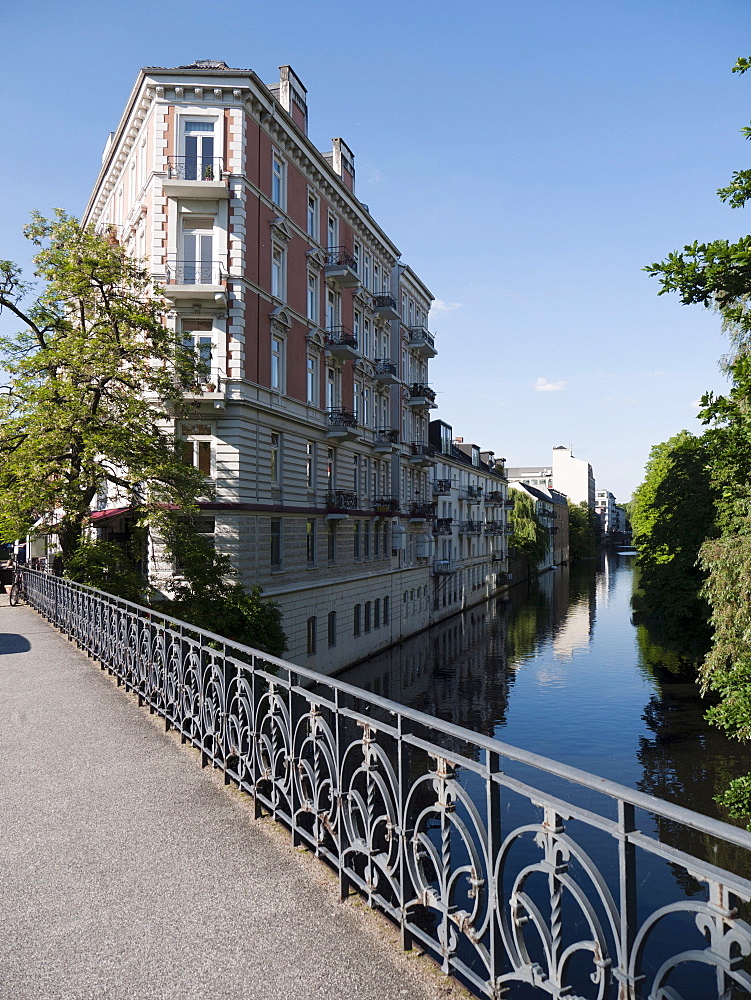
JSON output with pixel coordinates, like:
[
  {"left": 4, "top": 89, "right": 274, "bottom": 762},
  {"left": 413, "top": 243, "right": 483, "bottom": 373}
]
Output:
[
  {"left": 372, "top": 293, "right": 399, "bottom": 321},
  {"left": 326, "top": 407, "right": 359, "bottom": 442},
  {"left": 407, "top": 441, "right": 436, "bottom": 467},
  {"left": 325, "top": 246, "right": 359, "bottom": 289},
  {"left": 432, "top": 559, "right": 454, "bottom": 575},
  {"left": 406, "top": 383, "right": 437, "bottom": 409},
  {"left": 325, "top": 490, "right": 358, "bottom": 520},
  {"left": 406, "top": 325, "right": 437, "bottom": 358},
  {"left": 484, "top": 522, "right": 504, "bottom": 535},
  {"left": 409, "top": 501, "right": 437, "bottom": 523},
  {"left": 373, "top": 359, "right": 399, "bottom": 384},
  {"left": 163, "top": 157, "right": 228, "bottom": 199},
  {"left": 433, "top": 518, "right": 453, "bottom": 535},
  {"left": 432, "top": 479, "right": 452, "bottom": 496},
  {"left": 325, "top": 325, "right": 359, "bottom": 361},
  {"left": 458, "top": 520, "right": 482, "bottom": 535},
  {"left": 485, "top": 491, "right": 505, "bottom": 504},
  {"left": 374, "top": 428, "right": 399, "bottom": 453},
  {"left": 164, "top": 261, "right": 226, "bottom": 303},
  {"left": 373, "top": 496, "right": 401, "bottom": 516},
  {"left": 461, "top": 485, "right": 484, "bottom": 503}
]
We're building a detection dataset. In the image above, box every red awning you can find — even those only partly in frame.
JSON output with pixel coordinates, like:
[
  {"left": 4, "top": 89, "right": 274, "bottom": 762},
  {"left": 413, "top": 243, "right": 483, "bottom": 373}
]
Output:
[{"left": 89, "top": 506, "right": 132, "bottom": 522}]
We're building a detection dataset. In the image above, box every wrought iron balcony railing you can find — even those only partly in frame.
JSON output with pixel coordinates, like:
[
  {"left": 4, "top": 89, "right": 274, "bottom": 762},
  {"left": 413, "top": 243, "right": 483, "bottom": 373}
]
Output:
[
  {"left": 485, "top": 491, "right": 505, "bottom": 504},
  {"left": 432, "top": 479, "right": 452, "bottom": 495},
  {"left": 406, "top": 325, "right": 436, "bottom": 352},
  {"left": 20, "top": 567, "right": 751, "bottom": 1000},
  {"left": 458, "top": 520, "right": 482, "bottom": 535},
  {"left": 327, "top": 407, "right": 358, "bottom": 429},
  {"left": 325, "top": 326, "right": 358, "bottom": 350},
  {"left": 166, "top": 156, "right": 224, "bottom": 181},
  {"left": 408, "top": 383, "right": 436, "bottom": 403},
  {"left": 372, "top": 496, "right": 400, "bottom": 514},
  {"left": 325, "top": 489, "right": 358, "bottom": 510},
  {"left": 433, "top": 517, "right": 453, "bottom": 535},
  {"left": 463, "top": 485, "right": 484, "bottom": 500},
  {"left": 372, "top": 293, "right": 397, "bottom": 311},
  {"left": 484, "top": 522, "right": 504, "bottom": 535},
  {"left": 374, "top": 428, "right": 399, "bottom": 446},
  {"left": 165, "top": 261, "right": 224, "bottom": 285},
  {"left": 408, "top": 501, "right": 437, "bottom": 520},
  {"left": 374, "top": 359, "right": 398, "bottom": 377},
  {"left": 408, "top": 442, "right": 436, "bottom": 459},
  {"left": 326, "top": 246, "right": 358, "bottom": 270}
]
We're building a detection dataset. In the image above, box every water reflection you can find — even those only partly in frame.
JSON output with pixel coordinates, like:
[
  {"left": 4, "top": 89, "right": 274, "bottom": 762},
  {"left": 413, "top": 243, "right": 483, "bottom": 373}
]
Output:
[{"left": 337, "top": 552, "right": 748, "bottom": 828}]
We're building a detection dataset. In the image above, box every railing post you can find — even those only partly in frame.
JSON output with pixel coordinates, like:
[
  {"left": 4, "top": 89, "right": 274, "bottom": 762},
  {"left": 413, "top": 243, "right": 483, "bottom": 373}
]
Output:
[
  {"left": 397, "top": 713, "right": 413, "bottom": 951},
  {"left": 486, "top": 750, "right": 504, "bottom": 994},
  {"left": 616, "top": 800, "right": 638, "bottom": 1000}
]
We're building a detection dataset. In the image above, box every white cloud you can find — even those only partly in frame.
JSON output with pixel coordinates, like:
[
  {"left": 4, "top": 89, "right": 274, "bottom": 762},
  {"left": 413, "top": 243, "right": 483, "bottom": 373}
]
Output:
[
  {"left": 647, "top": 370, "right": 668, "bottom": 377},
  {"left": 366, "top": 167, "right": 383, "bottom": 184},
  {"left": 534, "top": 377, "right": 566, "bottom": 392},
  {"left": 430, "top": 299, "right": 462, "bottom": 314}
]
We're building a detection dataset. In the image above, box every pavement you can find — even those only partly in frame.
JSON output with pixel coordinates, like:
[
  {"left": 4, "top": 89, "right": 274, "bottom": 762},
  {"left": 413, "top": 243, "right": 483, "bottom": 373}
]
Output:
[{"left": 0, "top": 596, "right": 462, "bottom": 1000}]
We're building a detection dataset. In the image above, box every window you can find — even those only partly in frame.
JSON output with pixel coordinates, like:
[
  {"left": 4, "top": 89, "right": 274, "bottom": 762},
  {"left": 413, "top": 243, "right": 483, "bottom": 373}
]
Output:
[
  {"left": 363, "top": 317, "right": 371, "bottom": 358},
  {"left": 306, "top": 441, "right": 316, "bottom": 488},
  {"left": 383, "top": 596, "right": 389, "bottom": 624},
  {"left": 364, "top": 601, "right": 371, "bottom": 633},
  {"left": 181, "top": 317, "right": 214, "bottom": 385},
  {"left": 326, "top": 368, "right": 337, "bottom": 410},
  {"left": 307, "top": 191, "right": 319, "bottom": 240},
  {"left": 364, "top": 253, "right": 371, "bottom": 289},
  {"left": 180, "top": 423, "right": 213, "bottom": 476},
  {"left": 307, "top": 272, "right": 318, "bottom": 322},
  {"left": 327, "top": 611, "right": 337, "bottom": 647},
  {"left": 306, "top": 519, "right": 316, "bottom": 564},
  {"left": 326, "top": 287, "right": 340, "bottom": 329},
  {"left": 354, "top": 520, "right": 361, "bottom": 559},
  {"left": 270, "top": 432, "right": 281, "bottom": 484},
  {"left": 307, "top": 616, "right": 317, "bottom": 655},
  {"left": 374, "top": 522, "right": 380, "bottom": 558},
  {"left": 306, "top": 356, "right": 318, "bottom": 406},
  {"left": 271, "top": 246, "right": 285, "bottom": 299},
  {"left": 181, "top": 217, "right": 214, "bottom": 284},
  {"left": 272, "top": 153, "right": 286, "bottom": 207},
  {"left": 327, "top": 521, "right": 337, "bottom": 562},
  {"left": 373, "top": 262, "right": 380, "bottom": 295},
  {"left": 182, "top": 119, "right": 216, "bottom": 179},
  {"left": 353, "top": 604, "right": 361, "bottom": 637},
  {"left": 270, "top": 518, "right": 282, "bottom": 567},
  {"left": 327, "top": 213, "right": 338, "bottom": 250},
  {"left": 326, "top": 447, "right": 335, "bottom": 488},
  {"left": 363, "top": 522, "right": 370, "bottom": 558},
  {"left": 271, "top": 335, "right": 284, "bottom": 391},
  {"left": 374, "top": 598, "right": 381, "bottom": 628}
]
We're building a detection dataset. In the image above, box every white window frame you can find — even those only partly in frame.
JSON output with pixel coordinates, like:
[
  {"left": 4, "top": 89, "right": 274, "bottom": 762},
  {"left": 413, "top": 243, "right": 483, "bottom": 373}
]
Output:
[
  {"left": 307, "top": 271, "right": 319, "bottom": 323},
  {"left": 271, "top": 244, "right": 286, "bottom": 300},
  {"left": 271, "top": 334, "right": 285, "bottom": 392},
  {"left": 272, "top": 152, "right": 286, "bottom": 208},
  {"left": 307, "top": 190, "right": 319, "bottom": 241}
]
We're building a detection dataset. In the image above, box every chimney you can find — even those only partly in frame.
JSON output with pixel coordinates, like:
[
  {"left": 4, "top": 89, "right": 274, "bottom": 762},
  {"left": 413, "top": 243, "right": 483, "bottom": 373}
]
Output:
[
  {"left": 276, "top": 65, "right": 308, "bottom": 134},
  {"left": 329, "top": 137, "right": 355, "bottom": 192}
]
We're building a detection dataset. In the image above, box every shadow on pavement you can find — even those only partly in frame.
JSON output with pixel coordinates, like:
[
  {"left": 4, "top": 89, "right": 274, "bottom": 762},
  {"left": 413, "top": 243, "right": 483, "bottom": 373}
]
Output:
[{"left": 0, "top": 634, "right": 32, "bottom": 654}]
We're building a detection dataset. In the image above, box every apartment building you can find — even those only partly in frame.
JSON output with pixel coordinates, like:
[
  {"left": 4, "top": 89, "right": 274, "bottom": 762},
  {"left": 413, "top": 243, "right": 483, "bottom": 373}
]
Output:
[
  {"left": 428, "top": 421, "right": 510, "bottom": 617},
  {"left": 81, "top": 59, "right": 508, "bottom": 672}
]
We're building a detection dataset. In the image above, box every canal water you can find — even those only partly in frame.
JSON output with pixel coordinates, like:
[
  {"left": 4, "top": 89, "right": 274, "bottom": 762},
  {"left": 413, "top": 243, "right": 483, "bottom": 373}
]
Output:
[
  {"left": 338, "top": 550, "right": 748, "bottom": 827},
  {"left": 334, "top": 552, "right": 751, "bottom": 997}
]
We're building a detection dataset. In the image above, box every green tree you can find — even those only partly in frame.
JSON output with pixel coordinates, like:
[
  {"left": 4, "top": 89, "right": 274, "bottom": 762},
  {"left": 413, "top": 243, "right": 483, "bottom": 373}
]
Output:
[
  {"left": 644, "top": 57, "right": 751, "bottom": 823},
  {"left": 0, "top": 211, "right": 204, "bottom": 560},
  {"left": 567, "top": 500, "right": 598, "bottom": 562},
  {"left": 629, "top": 431, "right": 716, "bottom": 654},
  {"left": 508, "top": 490, "right": 548, "bottom": 580}
]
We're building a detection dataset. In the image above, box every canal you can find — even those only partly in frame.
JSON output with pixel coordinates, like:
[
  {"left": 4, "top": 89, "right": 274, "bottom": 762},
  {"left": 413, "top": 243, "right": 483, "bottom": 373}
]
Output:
[
  {"left": 338, "top": 549, "right": 749, "bottom": 834},
  {"left": 336, "top": 550, "right": 751, "bottom": 997}
]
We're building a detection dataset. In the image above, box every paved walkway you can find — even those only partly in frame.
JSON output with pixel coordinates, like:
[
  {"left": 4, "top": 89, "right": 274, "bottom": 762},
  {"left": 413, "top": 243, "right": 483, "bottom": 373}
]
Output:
[{"left": 0, "top": 599, "right": 459, "bottom": 1000}]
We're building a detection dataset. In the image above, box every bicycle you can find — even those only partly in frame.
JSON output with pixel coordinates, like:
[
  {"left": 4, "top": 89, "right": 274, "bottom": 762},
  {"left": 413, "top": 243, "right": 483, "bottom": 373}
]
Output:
[{"left": 9, "top": 565, "right": 26, "bottom": 606}]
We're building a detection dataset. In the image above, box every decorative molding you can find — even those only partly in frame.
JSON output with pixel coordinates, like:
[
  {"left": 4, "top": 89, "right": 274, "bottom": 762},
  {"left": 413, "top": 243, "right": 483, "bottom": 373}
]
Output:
[
  {"left": 269, "top": 216, "right": 293, "bottom": 244},
  {"left": 306, "top": 327, "right": 326, "bottom": 349},
  {"left": 306, "top": 247, "right": 327, "bottom": 270},
  {"left": 269, "top": 305, "right": 292, "bottom": 330}
]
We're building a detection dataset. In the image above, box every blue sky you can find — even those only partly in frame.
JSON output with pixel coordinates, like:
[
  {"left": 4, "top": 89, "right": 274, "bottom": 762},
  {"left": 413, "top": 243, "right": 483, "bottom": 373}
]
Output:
[{"left": 2, "top": 0, "right": 749, "bottom": 500}]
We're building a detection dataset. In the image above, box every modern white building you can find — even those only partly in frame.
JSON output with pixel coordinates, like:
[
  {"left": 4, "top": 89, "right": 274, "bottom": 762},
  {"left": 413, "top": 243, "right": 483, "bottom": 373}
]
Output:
[
  {"left": 80, "top": 59, "right": 510, "bottom": 672},
  {"left": 552, "top": 446, "right": 595, "bottom": 508}
]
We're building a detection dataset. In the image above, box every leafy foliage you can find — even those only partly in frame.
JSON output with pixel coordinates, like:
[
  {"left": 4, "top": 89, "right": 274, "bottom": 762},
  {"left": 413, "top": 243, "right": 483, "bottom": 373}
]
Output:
[
  {"left": 643, "top": 60, "right": 751, "bottom": 825},
  {"left": 508, "top": 490, "right": 549, "bottom": 567},
  {"left": 630, "top": 431, "right": 715, "bottom": 654},
  {"left": 567, "top": 501, "right": 598, "bottom": 562},
  {"left": 65, "top": 539, "right": 146, "bottom": 604},
  {"left": 0, "top": 211, "right": 204, "bottom": 557}
]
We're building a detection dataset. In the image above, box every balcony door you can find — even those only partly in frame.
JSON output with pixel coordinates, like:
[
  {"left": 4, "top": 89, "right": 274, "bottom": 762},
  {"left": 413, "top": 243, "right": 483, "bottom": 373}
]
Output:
[
  {"left": 183, "top": 120, "right": 215, "bottom": 181},
  {"left": 182, "top": 218, "right": 214, "bottom": 284}
]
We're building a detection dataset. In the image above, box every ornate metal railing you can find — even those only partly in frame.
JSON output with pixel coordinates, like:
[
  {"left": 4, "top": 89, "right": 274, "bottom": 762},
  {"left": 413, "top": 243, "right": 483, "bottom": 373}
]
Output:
[
  {"left": 20, "top": 569, "right": 751, "bottom": 1000},
  {"left": 165, "top": 260, "right": 224, "bottom": 285},
  {"left": 325, "top": 489, "right": 358, "bottom": 510},
  {"left": 325, "top": 246, "right": 358, "bottom": 271},
  {"left": 326, "top": 407, "right": 358, "bottom": 429},
  {"left": 166, "top": 156, "right": 224, "bottom": 181}
]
